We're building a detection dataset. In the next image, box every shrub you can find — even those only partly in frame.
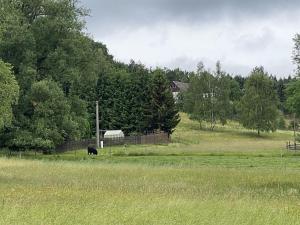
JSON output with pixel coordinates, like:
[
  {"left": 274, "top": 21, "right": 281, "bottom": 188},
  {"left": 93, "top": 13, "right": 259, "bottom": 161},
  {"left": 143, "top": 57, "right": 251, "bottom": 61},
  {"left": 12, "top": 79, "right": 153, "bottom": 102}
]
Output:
[
  {"left": 7, "top": 130, "right": 54, "bottom": 154},
  {"left": 7, "top": 130, "right": 33, "bottom": 152},
  {"left": 31, "top": 138, "right": 55, "bottom": 154}
]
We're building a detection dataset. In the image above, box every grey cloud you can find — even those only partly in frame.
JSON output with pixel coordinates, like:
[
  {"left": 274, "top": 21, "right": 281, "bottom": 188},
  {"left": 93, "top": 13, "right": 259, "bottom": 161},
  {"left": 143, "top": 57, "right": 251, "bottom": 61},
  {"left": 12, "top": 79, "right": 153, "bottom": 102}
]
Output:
[
  {"left": 79, "top": 0, "right": 298, "bottom": 77},
  {"left": 81, "top": 0, "right": 299, "bottom": 35},
  {"left": 234, "top": 28, "right": 275, "bottom": 52},
  {"left": 163, "top": 55, "right": 292, "bottom": 78}
]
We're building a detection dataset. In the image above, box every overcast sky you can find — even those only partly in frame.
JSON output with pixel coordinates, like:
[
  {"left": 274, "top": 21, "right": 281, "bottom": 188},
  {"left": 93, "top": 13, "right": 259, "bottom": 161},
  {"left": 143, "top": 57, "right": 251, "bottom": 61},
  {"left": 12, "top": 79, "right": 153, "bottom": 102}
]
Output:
[{"left": 80, "top": 0, "right": 300, "bottom": 77}]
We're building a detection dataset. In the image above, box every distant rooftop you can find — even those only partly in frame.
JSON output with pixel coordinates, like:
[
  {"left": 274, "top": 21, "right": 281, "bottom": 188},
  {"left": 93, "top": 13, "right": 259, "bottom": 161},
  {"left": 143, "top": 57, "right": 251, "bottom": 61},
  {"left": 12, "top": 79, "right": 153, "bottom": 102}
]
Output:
[{"left": 171, "top": 81, "right": 189, "bottom": 92}]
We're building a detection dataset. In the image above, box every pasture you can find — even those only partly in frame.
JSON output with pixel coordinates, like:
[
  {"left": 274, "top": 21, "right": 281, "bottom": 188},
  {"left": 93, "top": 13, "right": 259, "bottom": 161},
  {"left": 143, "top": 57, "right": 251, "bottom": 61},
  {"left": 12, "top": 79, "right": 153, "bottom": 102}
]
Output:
[{"left": 1, "top": 114, "right": 300, "bottom": 225}]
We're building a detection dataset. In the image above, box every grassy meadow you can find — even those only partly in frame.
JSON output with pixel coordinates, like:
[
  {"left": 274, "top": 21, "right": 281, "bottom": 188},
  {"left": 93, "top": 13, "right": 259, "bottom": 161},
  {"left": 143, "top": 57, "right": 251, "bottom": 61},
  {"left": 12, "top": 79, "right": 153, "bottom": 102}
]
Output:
[{"left": 1, "top": 114, "right": 300, "bottom": 225}]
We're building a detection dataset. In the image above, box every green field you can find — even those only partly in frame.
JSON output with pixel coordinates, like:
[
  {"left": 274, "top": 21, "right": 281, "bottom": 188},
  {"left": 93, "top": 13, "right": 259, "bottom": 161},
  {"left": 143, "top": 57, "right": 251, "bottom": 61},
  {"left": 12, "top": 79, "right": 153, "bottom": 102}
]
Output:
[{"left": 1, "top": 114, "right": 300, "bottom": 225}]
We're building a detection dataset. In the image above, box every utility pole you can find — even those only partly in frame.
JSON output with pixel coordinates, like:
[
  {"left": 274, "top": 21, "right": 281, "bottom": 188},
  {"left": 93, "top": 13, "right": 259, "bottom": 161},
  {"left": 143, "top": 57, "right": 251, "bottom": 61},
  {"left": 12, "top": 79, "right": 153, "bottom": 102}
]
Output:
[
  {"left": 294, "top": 113, "right": 296, "bottom": 143},
  {"left": 96, "top": 101, "right": 100, "bottom": 148}
]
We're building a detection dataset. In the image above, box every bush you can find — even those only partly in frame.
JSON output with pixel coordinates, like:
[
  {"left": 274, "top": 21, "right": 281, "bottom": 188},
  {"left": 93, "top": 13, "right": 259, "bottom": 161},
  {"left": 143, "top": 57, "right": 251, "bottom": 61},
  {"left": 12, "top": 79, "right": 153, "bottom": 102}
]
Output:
[
  {"left": 31, "top": 138, "right": 55, "bottom": 155},
  {"left": 7, "top": 130, "right": 54, "bottom": 154},
  {"left": 7, "top": 130, "right": 33, "bottom": 152}
]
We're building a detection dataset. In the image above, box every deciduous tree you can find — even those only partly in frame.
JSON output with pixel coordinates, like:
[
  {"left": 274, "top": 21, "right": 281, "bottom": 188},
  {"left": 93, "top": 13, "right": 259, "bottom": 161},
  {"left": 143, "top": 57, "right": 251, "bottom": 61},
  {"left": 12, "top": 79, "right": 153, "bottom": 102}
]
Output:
[
  {"left": 239, "top": 67, "right": 279, "bottom": 135},
  {"left": 0, "top": 61, "right": 19, "bottom": 129}
]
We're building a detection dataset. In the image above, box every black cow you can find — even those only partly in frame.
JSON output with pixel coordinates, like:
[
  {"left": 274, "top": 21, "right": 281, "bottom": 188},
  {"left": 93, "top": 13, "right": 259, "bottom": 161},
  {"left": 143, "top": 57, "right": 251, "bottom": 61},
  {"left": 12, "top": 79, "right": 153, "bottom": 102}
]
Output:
[{"left": 87, "top": 146, "right": 98, "bottom": 155}]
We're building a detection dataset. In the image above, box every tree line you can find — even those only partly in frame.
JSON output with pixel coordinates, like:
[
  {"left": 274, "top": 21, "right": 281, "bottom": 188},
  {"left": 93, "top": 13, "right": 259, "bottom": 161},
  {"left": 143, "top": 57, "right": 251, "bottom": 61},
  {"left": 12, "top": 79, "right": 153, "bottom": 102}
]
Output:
[
  {"left": 0, "top": 0, "right": 179, "bottom": 152},
  {"left": 1, "top": 0, "right": 300, "bottom": 152},
  {"left": 179, "top": 60, "right": 299, "bottom": 135}
]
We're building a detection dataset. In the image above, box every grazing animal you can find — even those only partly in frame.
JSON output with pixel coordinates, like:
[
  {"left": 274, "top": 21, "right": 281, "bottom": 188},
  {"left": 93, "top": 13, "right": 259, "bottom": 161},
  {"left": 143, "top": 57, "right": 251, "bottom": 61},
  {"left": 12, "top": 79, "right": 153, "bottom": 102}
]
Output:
[{"left": 87, "top": 146, "right": 98, "bottom": 155}]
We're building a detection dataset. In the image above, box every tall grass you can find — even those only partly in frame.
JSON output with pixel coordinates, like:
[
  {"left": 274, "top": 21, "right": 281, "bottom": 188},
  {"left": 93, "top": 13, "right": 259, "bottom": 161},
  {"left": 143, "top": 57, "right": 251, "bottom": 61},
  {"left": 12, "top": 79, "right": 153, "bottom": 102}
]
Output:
[
  {"left": 0, "top": 159, "right": 300, "bottom": 225},
  {"left": 1, "top": 113, "right": 299, "bottom": 224}
]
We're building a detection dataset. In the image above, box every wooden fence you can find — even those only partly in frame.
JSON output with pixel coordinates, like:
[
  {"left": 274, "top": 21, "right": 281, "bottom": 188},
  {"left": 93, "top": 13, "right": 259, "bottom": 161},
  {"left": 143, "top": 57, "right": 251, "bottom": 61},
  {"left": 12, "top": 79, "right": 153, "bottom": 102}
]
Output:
[
  {"left": 286, "top": 141, "right": 300, "bottom": 151},
  {"left": 56, "top": 132, "right": 170, "bottom": 152}
]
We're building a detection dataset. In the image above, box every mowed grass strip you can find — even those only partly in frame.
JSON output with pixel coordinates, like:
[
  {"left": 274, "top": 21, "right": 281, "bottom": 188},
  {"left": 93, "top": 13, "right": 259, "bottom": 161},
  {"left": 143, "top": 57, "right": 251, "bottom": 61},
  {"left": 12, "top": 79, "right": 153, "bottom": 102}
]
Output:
[{"left": 1, "top": 158, "right": 300, "bottom": 225}]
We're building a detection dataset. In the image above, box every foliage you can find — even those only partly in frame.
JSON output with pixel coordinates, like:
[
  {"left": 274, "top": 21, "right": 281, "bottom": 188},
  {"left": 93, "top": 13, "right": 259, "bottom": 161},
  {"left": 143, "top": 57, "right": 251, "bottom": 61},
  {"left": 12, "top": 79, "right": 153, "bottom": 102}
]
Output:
[
  {"left": 29, "top": 80, "right": 88, "bottom": 145},
  {"left": 95, "top": 63, "right": 180, "bottom": 135},
  {"left": 183, "top": 62, "right": 233, "bottom": 130},
  {"left": 164, "top": 68, "right": 192, "bottom": 83},
  {"left": 286, "top": 79, "right": 300, "bottom": 116},
  {"left": 285, "top": 34, "right": 300, "bottom": 124},
  {"left": 1, "top": 0, "right": 296, "bottom": 150},
  {"left": 7, "top": 129, "right": 54, "bottom": 153},
  {"left": 0, "top": 1, "right": 182, "bottom": 150},
  {"left": 277, "top": 115, "right": 286, "bottom": 130},
  {"left": 239, "top": 67, "right": 279, "bottom": 135},
  {"left": 150, "top": 69, "right": 180, "bottom": 134},
  {"left": 0, "top": 60, "right": 19, "bottom": 129}
]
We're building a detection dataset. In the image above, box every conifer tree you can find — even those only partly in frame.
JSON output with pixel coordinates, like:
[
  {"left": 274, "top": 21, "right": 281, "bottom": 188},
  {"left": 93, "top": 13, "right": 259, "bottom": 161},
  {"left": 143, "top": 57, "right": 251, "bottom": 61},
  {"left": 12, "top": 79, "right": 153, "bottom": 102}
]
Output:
[{"left": 150, "top": 69, "right": 180, "bottom": 134}]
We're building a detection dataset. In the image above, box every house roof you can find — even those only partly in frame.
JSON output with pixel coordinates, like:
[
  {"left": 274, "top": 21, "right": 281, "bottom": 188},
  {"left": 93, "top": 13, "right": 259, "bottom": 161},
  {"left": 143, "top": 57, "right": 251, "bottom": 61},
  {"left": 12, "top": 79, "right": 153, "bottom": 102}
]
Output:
[
  {"left": 172, "top": 81, "right": 189, "bottom": 92},
  {"left": 104, "top": 130, "right": 124, "bottom": 137}
]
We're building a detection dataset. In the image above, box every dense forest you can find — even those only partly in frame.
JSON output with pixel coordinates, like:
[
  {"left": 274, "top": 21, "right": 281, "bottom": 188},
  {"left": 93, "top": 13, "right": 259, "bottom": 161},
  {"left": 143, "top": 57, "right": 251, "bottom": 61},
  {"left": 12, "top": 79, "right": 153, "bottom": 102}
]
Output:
[
  {"left": 0, "top": 0, "right": 179, "bottom": 151},
  {"left": 1, "top": 0, "right": 300, "bottom": 152}
]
